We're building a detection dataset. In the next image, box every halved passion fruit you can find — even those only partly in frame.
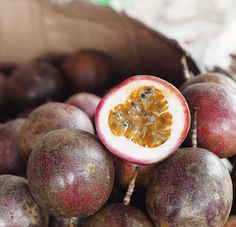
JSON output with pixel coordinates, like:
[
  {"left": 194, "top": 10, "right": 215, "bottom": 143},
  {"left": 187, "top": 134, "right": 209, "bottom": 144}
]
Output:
[{"left": 95, "top": 75, "right": 190, "bottom": 164}]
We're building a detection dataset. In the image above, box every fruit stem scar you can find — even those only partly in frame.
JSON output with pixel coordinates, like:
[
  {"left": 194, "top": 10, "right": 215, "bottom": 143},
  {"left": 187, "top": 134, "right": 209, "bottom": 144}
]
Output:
[
  {"left": 181, "top": 56, "right": 194, "bottom": 80},
  {"left": 123, "top": 166, "right": 139, "bottom": 206},
  {"left": 191, "top": 108, "right": 197, "bottom": 148}
]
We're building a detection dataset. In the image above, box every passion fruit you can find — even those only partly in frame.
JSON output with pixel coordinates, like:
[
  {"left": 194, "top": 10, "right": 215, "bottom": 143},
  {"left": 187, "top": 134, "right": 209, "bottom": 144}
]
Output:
[
  {"left": 0, "top": 118, "right": 26, "bottom": 175},
  {"left": 146, "top": 147, "right": 233, "bottom": 227},
  {"left": 82, "top": 203, "right": 153, "bottom": 227},
  {"left": 27, "top": 128, "right": 114, "bottom": 217},
  {"left": 113, "top": 157, "right": 156, "bottom": 188},
  {"left": 179, "top": 72, "right": 236, "bottom": 92},
  {"left": 66, "top": 92, "right": 101, "bottom": 121},
  {"left": 7, "top": 61, "right": 65, "bottom": 110},
  {"left": 96, "top": 75, "right": 190, "bottom": 164},
  {"left": 182, "top": 82, "right": 236, "bottom": 158},
  {"left": 62, "top": 49, "right": 112, "bottom": 94},
  {"left": 0, "top": 175, "right": 49, "bottom": 227},
  {"left": 18, "top": 102, "right": 94, "bottom": 160}
]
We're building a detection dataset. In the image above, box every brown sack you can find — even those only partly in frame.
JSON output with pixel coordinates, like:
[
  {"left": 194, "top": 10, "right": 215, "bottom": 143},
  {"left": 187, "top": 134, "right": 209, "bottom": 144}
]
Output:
[{"left": 0, "top": 0, "right": 200, "bottom": 87}]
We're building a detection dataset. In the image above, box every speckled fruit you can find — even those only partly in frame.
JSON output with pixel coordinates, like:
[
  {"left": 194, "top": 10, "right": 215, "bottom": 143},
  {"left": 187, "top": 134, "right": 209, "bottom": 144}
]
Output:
[
  {"left": 182, "top": 82, "right": 236, "bottom": 158},
  {"left": 18, "top": 102, "right": 94, "bottom": 160},
  {"left": 82, "top": 203, "right": 153, "bottom": 227},
  {"left": 0, "top": 175, "right": 48, "bottom": 227},
  {"left": 113, "top": 157, "right": 156, "bottom": 188},
  {"left": 27, "top": 128, "right": 114, "bottom": 217},
  {"left": 146, "top": 147, "right": 233, "bottom": 227},
  {"left": 7, "top": 61, "right": 65, "bottom": 110},
  {"left": 66, "top": 92, "right": 101, "bottom": 120},
  {"left": 179, "top": 72, "right": 236, "bottom": 92},
  {"left": 62, "top": 49, "right": 112, "bottom": 94},
  {"left": 0, "top": 118, "right": 26, "bottom": 175}
]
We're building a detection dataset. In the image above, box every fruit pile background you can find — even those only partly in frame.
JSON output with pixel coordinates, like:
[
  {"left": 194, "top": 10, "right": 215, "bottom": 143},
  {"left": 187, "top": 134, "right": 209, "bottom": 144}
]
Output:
[{"left": 0, "top": 1, "right": 236, "bottom": 227}]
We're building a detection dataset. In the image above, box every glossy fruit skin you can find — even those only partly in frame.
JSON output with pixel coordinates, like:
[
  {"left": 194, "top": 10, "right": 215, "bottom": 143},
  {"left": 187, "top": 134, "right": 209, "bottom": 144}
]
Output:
[
  {"left": 18, "top": 102, "right": 94, "bottom": 160},
  {"left": 179, "top": 72, "right": 236, "bottom": 92},
  {"left": 82, "top": 203, "right": 153, "bottom": 227},
  {"left": 182, "top": 82, "right": 236, "bottom": 158},
  {"left": 7, "top": 61, "right": 65, "bottom": 110},
  {"left": 146, "top": 147, "right": 232, "bottom": 227},
  {"left": 27, "top": 128, "right": 114, "bottom": 217},
  {"left": 113, "top": 157, "right": 156, "bottom": 188},
  {"left": 0, "top": 118, "right": 26, "bottom": 175},
  {"left": 62, "top": 50, "right": 112, "bottom": 95},
  {"left": 0, "top": 175, "right": 48, "bottom": 227},
  {"left": 66, "top": 92, "right": 101, "bottom": 121}
]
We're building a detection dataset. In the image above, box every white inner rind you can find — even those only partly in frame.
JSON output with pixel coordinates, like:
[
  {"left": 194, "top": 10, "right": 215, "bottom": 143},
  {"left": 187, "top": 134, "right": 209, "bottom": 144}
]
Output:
[{"left": 97, "top": 78, "right": 188, "bottom": 164}]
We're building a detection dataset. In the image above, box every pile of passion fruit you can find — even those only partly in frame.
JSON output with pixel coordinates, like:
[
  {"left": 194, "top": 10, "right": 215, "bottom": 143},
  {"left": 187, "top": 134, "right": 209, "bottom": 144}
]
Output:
[{"left": 0, "top": 49, "right": 235, "bottom": 227}]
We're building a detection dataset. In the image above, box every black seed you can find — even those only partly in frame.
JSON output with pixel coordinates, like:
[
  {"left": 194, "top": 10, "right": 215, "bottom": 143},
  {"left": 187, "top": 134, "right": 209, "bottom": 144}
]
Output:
[
  {"left": 141, "top": 93, "right": 146, "bottom": 99},
  {"left": 144, "top": 87, "right": 152, "bottom": 94}
]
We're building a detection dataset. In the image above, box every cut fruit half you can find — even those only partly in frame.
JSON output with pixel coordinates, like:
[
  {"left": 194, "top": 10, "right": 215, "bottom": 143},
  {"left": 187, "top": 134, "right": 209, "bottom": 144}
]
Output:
[{"left": 95, "top": 75, "right": 190, "bottom": 164}]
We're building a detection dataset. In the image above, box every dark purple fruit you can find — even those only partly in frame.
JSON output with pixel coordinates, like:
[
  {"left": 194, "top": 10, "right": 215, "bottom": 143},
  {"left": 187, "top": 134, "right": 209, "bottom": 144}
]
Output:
[
  {"left": 179, "top": 72, "right": 236, "bottom": 92},
  {"left": 7, "top": 61, "right": 65, "bottom": 110},
  {"left": 27, "top": 128, "right": 114, "bottom": 217},
  {"left": 146, "top": 147, "right": 232, "bottom": 227},
  {"left": 113, "top": 157, "right": 156, "bottom": 188},
  {"left": 82, "top": 203, "right": 153, "bottom": 227},
  {"left": 182, "top": 82, "right": 236, "bottom": 158},
  {"left": 66, "top": 92, "right": 101, "bottom": 121},
  {"left": 0, "top": 175, "right": 48, "bottom": 227},
  {"left": 18, "top": 102, "right": 94, "bottom": 160},
  {"left": 62, "top": 49, "right": 112, "bottom": 94},
  {"left": 0, "top": 118, "right": 26, "bottom": 175}
]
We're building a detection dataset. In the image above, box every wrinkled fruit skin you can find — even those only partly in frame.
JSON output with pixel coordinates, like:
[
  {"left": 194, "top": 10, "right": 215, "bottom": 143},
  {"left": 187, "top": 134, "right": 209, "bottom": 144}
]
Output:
[
  {"left": 0, "top": 175, "right": 49, "bottom": 227},
  {"left": 66, "top": 92, "right": 101, "bottom": 121},
  {"left": 62, "top": 50, "right": 112, "bottom": 94},
  {"left": 82, "top": 203, "right": 153, "bottom": 227},
  {"left": 18, "top": 102, "right": 94, "bottom": 160},
  {"left": 113, "top": 157, "right": 156, "bottom": 188},
  {"left": 7, "top": 61, "right": 65, "bottom": 110},
  {"left": 182, "top": 82, "right": 236, "bottom": 158},
  {"left": 146, "top": 147, "right": 232, "bottom": 227},
  {"left": 27, "top": 128, "right": 114, "bottom": 217},
  {"left": 0, "top": 118, "right": 26, "bottom": 175},
  {"left": 179, "top": 72, "right": 236, "bottom": 92}
]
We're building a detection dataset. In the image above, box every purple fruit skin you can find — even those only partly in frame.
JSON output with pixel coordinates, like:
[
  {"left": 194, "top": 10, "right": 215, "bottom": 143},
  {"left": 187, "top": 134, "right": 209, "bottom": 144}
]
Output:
[
  {"left": 18, "top": 102, "right": 94, "bottom": 160},
  {"left": 7, "top": 62, "right": 65, "bottom": 109},
  {"left": 66, "top": 92, "right": 101, "bottom": 120},
  {"left": 82, "top": 203, "right": 153, "bottom": 227},
  {"left": 62, "top": 50, "right": 111, "bottom": 94},
  {"left": 0, "top": 118, "right": 26, "bottom": 175},
  {"left": 0, "top": 175, "right": 49, "bottom": 227},
  {"left": 182, "top": 82, "right": 236, "bottom": 158},
  {"left": 27, "top": 128, "right": 114, "bottom": 217},
  {"left": 146, "top": 147, "right": 232, "bottom": 227},
  {"left": 179, "top": 72, "right": 236, "bottom": 92}
]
